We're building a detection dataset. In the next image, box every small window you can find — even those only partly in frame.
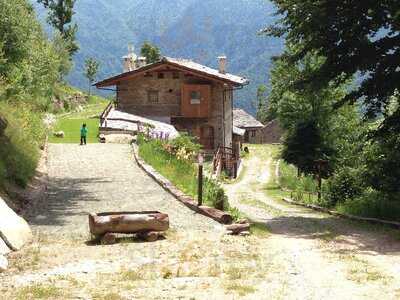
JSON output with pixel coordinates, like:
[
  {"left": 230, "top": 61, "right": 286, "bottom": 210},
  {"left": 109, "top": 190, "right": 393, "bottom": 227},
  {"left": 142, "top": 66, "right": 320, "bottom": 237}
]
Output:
[
  {"left": 172, "top": 72, "right": 180, "bottom": 79},
  {"left": 157, "top": 72, "right": 164, "bottom": 79},
  {"left": 144, "top": 72, "right": 153, "bottom": 77},
  {"left": 190, "top": 91, "right": 201, "bottom": 104},
  {"left": 251, "top": 130, "right": 256, "bottom": 137},
  {"left": 148, "top": 90, "right": 159, "bottom": 103}
]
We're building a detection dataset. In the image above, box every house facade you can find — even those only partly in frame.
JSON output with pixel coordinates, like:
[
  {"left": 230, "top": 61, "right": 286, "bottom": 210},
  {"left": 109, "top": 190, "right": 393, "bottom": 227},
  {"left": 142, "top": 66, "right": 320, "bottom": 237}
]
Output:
[{"left": 95, "top": 52, "right": 248, "bottom": 151}]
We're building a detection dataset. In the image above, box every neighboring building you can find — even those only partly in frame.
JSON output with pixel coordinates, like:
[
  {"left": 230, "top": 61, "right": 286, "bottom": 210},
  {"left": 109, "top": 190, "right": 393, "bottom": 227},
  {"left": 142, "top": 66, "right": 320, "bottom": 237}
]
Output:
[
  {"left": 260, "top": 119, "right": 284, "bottom": 144},
  {"left": 233, "top": 108, "right": 264, "bottom": 143},
  {"left": 95, "top": 48, "right": 249, "bottom": 151}
]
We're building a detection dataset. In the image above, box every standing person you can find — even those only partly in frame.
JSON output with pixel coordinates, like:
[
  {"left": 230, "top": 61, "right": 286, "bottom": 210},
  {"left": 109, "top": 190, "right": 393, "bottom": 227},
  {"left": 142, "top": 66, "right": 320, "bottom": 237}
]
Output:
[{"left": 80, "top": 123, "right": 88, "bottom": 145}]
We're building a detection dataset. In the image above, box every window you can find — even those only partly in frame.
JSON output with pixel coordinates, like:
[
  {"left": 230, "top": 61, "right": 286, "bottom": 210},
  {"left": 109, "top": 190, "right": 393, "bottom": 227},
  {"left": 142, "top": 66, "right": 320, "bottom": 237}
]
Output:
[
  {"left": 172, "top": 72, "right": 180, "bottom": 79},
  {"left": 251, "top": 130, "right": 256, "bottom": 137},
  {"left": 157, "top": 72, "right": 164, "bottom": 79},
  {"left": 147, "top": 90, "right": 159, "bottom": 103},
  {"left": 190, "top": 91, "right": 201, "bottom": 104}
]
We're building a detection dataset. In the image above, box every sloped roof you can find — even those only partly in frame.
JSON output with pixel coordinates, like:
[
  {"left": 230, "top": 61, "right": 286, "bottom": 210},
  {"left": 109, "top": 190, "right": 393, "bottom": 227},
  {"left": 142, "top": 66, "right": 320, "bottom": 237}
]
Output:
[
  {"left": 233, "top": 126, "right": 246, "bottom": 136},
  {"left": 95, "top": 56, "right": 249, "bottom": 87},
  {"left": 233, "top": 109, "right": 264, "bottom": 129}
]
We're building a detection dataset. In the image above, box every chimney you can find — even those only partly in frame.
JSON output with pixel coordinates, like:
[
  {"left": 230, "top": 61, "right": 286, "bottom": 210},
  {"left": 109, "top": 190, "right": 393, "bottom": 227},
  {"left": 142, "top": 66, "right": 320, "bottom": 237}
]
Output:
[
  {"left": 123, "top": 56, "right": 133, "bottom": 72},
  {"left": 122, "top": 44, "right": 137, "bottom": 72},
  {"left": 218, "top": 55, "right": 227, "bottom": 74}
]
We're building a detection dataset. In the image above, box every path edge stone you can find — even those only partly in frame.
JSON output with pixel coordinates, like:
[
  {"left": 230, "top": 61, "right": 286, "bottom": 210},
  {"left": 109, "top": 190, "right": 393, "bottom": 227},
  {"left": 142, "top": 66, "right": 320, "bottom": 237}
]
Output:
[{"left": 132, "top": 143, "right": 232, "bottom": 224}]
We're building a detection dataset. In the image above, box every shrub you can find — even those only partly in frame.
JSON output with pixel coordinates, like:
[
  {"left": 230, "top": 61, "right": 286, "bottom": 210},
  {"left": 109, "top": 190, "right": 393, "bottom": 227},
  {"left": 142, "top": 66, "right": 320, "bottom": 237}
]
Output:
[
  {"left": 325, "top": 166, "right": 364, "bottom": 207},
  {"left": 203, "top": 177, "right": 227, "bottom": 210},
  {"left": 169, "top": 133, "right": 201, "bottom": 160}
]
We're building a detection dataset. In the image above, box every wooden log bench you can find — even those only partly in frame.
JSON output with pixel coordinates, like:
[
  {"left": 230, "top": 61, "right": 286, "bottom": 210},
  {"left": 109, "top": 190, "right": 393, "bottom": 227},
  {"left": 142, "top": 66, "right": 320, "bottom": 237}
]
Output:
[{"left": 88, "top": 211, "right": 169, "bottom": 243}]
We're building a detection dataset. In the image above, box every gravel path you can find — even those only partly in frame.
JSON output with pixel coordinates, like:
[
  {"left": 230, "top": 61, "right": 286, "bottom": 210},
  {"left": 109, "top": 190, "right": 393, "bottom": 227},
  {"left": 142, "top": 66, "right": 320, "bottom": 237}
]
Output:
[{"left": 25, "top": 144, "right": 218, "bottom": 237}]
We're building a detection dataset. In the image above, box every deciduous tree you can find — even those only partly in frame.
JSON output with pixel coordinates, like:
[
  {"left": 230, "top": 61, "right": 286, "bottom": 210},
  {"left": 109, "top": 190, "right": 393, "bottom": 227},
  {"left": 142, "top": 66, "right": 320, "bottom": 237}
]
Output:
[
  {"left": 38, "top": 0, "right": 79, "bottom": 56},
  {"left": 140, "top": 41, "right": 161, "bottom": 64},
  {"left": 84, "top": 58, "right": 100, "bottom": 96}
]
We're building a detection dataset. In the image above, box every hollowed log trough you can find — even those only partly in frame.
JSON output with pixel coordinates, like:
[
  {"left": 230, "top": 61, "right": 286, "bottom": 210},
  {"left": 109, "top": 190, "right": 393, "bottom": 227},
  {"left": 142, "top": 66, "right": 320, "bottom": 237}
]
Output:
[{"left": 89, "top": 211, "right": 169, "bottom": 242}]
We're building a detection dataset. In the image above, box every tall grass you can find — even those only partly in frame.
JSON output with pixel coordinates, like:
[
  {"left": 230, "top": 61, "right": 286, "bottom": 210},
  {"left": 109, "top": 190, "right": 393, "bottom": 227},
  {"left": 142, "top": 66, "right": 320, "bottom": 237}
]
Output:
[
  {"left": 336, "top": 190, "right": 400, "bottom": 222},
  {"left": 0, "top": 103, "right": 46, "bottom": 188},
  {"left": 277, "top": 161, "right": 330, "bottom": 206},
  {"left": 138, "top": 137, "right": 227, "bottom": 209}
]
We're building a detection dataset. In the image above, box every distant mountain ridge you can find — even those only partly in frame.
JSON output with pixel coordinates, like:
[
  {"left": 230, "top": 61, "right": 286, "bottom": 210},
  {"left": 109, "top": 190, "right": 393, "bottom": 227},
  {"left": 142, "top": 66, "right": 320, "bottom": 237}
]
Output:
[{"left": 31, "top": 0, "right": 284, "bottom": 114}]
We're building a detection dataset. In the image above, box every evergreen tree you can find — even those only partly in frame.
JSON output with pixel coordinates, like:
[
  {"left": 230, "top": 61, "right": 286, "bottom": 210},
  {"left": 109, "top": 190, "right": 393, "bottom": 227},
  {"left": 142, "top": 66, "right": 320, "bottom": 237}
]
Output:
[
  {"left": 140, "top": 41, "right": 161, "bottom": 64},
  {"left": 38, "top": 0, "right": 79, "bottom": 56},
  {"left": 84, "top": 58, "right": 100, "bottom": 96}
]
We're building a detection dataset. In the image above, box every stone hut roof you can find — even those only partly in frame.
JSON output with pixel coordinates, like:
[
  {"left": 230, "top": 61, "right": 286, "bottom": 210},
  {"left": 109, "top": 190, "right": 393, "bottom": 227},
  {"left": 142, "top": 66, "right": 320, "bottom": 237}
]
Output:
[
  {"left": 95, "top": 56, "right": 249, "bottom": 87},
  {"left": 233, "top": 109, "right": 264, "bottom": 129}
]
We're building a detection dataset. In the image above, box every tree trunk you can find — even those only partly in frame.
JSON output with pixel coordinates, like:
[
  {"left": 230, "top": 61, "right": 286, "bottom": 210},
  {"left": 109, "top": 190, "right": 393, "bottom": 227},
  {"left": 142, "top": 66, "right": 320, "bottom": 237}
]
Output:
[
  {"left": 89, "top": 212, "right": 169, "bottom": 236},
  {"left": 225, "top": 223, "right": 250, "bottom": 235},
  {"left": 198, "top": 206, "right": 233, "bottom": 224}
]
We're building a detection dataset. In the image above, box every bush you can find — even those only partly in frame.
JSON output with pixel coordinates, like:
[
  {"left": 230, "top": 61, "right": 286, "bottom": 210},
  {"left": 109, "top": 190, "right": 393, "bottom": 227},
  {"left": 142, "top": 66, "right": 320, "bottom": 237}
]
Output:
[
  {"left": 169, "top": 133, "right": 201, "bottom": 160},
  {"left": 203, "top": 177, "right": 227, "bottom": 210},
  {"left": 325, "top": 166, "right": 364, "bottom": 207}
]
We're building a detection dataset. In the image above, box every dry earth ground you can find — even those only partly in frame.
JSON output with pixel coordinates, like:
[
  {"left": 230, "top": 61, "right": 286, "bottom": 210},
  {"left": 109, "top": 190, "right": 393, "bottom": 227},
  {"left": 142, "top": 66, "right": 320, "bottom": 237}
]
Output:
[{"left": 0, "top": 144, "right": 399, "bottom": 299}]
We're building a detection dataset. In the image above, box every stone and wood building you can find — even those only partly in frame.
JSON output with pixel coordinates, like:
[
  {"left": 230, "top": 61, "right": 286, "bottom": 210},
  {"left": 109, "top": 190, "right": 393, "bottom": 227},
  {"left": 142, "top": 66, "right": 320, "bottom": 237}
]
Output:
[
  {"left": 95, "top": 50, "right": 248, "bottom": 152},
  {"left": 232, "top": 108, "right": 264, "bottom": 143}
]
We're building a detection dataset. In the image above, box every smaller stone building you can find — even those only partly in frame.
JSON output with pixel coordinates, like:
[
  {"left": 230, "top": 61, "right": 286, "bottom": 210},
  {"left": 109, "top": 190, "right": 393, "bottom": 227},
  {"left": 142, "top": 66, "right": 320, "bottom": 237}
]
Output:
[
  {"left": 233, "top": 109, "right": 264, "bottom": 143},
  {"left": 259, "top": 119, "right": 284, "bottom": 144}
]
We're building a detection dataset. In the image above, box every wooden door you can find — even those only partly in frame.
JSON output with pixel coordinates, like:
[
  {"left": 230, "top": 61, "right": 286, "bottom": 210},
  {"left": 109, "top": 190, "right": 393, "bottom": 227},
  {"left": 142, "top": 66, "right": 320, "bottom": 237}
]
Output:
[{"left": 200, "top": 126, "right": 214, "bottom": 149}]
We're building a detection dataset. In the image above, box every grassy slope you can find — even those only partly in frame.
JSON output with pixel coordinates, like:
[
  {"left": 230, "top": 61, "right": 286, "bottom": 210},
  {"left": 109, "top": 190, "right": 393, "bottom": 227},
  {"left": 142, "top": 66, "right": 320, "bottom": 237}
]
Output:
[{"left": 49, "top": 97, "right": 109, "bottom": 144}]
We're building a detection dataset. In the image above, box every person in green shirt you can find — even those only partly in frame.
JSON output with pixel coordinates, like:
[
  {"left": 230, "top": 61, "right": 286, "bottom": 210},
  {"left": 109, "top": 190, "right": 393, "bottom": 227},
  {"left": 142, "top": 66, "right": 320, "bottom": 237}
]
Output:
[{"left": 80, "top": 123, "right": 88, "bottom": 145}]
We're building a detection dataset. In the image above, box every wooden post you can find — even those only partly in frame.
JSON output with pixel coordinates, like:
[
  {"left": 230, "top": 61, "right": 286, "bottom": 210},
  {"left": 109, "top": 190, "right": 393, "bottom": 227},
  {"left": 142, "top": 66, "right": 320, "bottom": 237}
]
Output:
[{"left": 198, "top": 152, "right": 204, "bottom": 206}]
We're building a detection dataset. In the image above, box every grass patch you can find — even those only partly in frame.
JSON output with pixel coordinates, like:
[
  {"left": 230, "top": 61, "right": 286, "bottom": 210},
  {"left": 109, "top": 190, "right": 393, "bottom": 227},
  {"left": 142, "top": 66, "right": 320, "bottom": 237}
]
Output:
[
  {"left": 250, "top": 222, "right": 270, "bottom": 237},
  {"left": 138, "top": 136, "right": 236, "bottom": 213},
  {"left": 336, "top": 193, "right": 400, "bottom": 222},
  {"left": 92, "top": 293, "right": 123, "bottom": 300},
  {"left": 223, "top": 282, "right": 257, "bottom": 296},
  {"left": 16, "top": 283, "right": 61, "bottom": 300},
  {"left": 49, "top": 118, "right": 100, "bottom": 143}
]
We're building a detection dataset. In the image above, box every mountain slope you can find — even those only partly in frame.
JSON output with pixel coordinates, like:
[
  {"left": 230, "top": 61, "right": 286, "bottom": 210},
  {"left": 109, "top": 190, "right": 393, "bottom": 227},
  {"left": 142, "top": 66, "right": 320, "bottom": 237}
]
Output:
[{"left": 32, "top": 0, "right": 283, "bottom": 114}]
